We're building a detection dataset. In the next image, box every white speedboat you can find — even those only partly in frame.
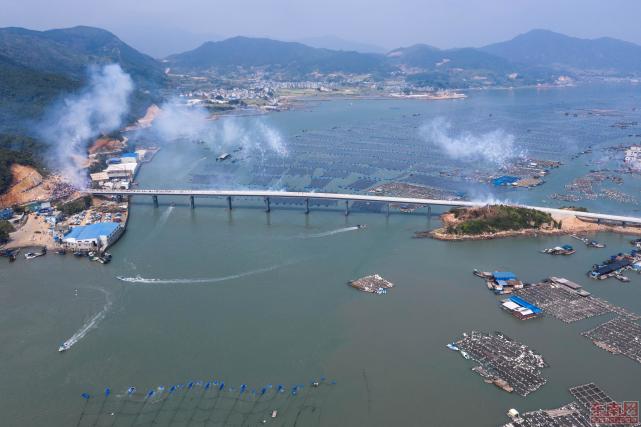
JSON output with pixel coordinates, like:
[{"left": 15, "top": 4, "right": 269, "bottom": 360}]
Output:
[
  {"left": 460, "top": 350, "right": 470, "bottom": 359},
  {"left": 58, "top": 342, "right": 70, "bottom": 352},
  {"left": 446, "top": 343, "right": 460, "bottom": 351}
]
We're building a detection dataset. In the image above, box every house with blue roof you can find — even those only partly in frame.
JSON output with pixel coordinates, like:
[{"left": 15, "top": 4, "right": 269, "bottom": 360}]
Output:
[{"left": 62, "top": 222, "right": 123, "bottom": 252}]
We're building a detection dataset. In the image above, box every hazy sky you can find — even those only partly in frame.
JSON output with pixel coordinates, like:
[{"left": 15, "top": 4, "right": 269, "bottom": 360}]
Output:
[{"left": 3, "top": 0, "right": 641, "bottom": 56}]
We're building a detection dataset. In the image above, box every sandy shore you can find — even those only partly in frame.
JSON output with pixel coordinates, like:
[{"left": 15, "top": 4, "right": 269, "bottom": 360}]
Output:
[{"left": 2, "top": 214, "right": 57, "bottom": 250}]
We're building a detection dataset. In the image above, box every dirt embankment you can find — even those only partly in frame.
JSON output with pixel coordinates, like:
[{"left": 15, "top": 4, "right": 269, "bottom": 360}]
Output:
[
  {"left": 0, "top": 164, "right": 48, "bottom": 207},
  {"left": 424, "top": 211, "right": 641, "bottom": 241}
]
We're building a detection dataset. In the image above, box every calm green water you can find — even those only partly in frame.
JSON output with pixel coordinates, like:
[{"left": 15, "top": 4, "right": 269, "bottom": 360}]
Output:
[{"left": 1, "top": 85, "right": 641, "bottom": 426}]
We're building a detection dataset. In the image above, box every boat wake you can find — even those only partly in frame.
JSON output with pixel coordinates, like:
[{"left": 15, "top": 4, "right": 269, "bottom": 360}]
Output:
[
  {"left": 59, "top": 288, "right": 112, "bottom": 352},
  {"left": 299, "top": 226, "right": 360, "bottom": 239},
  {"left": 116, "top": 263, "right": 288, "bottom": 285}
]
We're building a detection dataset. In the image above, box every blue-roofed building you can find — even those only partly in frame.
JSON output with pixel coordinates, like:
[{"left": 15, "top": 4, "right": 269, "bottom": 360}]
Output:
[
  {"left": 0, "top": 208, "right": 13, "bottom": 220},
  {"left": 493, "top": 272, "right": 517, "bottom": 281},
  {"left": 492, "top": 176, "right": 519, "bottom": 186},
  {"left": 62, "top": 222, "right": 123, "bottom": 252}
]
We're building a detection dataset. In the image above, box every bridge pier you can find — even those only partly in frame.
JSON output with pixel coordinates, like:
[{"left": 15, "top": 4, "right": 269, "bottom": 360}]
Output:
[
  {"left": 622, "top": 221, "right": 627, "bottom": 228},
  {"left": 227, "top": 196, "right": 232, "bottom": 210},
  {"left": 387, "top": 203, "right": 390, "bottom": 217},
  {"left": 345, "top": 200, "right": 350, "bottom": 216},
  {"left": 305, "top": 198, "right": 310, "bottom": 215},
  {"left": 265, "top": 197, "right": 271, "bottom": 213},
  {"left": 427, "top": 205, "right": 432, "bottom": 217},
  {"left": 152, "top": 195, "right": 158, "bottom": 208},
  {"left": 190, "top": 195, "right": 195, "bottom": 209}
]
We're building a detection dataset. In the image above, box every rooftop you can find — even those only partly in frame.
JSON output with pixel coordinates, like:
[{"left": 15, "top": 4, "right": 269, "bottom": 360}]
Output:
[{"left": 64, "top": 222, "right": 120, "bottom": 241}]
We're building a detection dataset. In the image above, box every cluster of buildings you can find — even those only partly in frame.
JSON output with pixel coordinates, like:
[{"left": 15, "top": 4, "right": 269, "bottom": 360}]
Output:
[
  {"left": 624, "top": 145, "right": 641, "bottom": 170},
  {"left": 90, "top": 151, "right": 148, "bottom": 189}
]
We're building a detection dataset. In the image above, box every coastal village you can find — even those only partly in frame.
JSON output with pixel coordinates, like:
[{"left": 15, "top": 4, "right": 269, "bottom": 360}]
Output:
[{"left": 0, "top": 120, "right": 160, "bottom": 263}]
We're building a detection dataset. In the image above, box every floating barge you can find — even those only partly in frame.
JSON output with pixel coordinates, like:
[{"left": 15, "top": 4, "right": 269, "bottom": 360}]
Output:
[
  {"left": 500, "top": 296, "right": 543, "bottom": 320},
  {"left": 588, "top": 250, "right": 640, "bottom": 280},
  {"left": 473, "top": 270, "right": 526, "bottom": 295},
  {"left": 348, "top": 274, "right": 394, "bottom": 295},
  {"left": 541, "top": 244, "right": 575, "bottom": 255}
]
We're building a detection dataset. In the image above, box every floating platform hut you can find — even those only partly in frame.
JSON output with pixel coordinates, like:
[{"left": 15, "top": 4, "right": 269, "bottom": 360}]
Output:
[{"left": 349, "top": 274, "right": 394, "bottom": 294}]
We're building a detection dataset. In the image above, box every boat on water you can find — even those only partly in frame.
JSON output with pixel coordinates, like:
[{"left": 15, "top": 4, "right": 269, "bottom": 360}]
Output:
[
  {"left": 542, "top": 245, "right": 575, "bottom": 255},
  {"left": 356, "top": 224, "right": 367, "bottom": 229},
  {"left": 460, "top": 350, "right": 470, "bottom": 359},
  {"left": 73, "top": 251, "right": 85, "bottom": 257},
  {"left": 587, "top": 240, "right": 606, "bottom": 248},
  {"left": 58, "top": 342, "right": 70, "bottom": 353},
  {"left": 446, "top": 343, "right": 460, "bottom": 351},
  {"left": 572, "top": 234, "right": 605, "bottom": 248}
]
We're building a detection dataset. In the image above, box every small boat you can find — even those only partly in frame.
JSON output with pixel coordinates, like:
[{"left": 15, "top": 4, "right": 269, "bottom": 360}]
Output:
[
  {"left": 460, "top": 351, "right": 470, "bottom": 360},
  {"left": 356, "top": 224, "right": 367, "bottom": 229},
  {"left": 56, "top": 249, "right": 66, "bottom": 255},
  {"left": 587, "top": 241, "right": 606, "bottom": 248},
  {"left": 24, "top": 252, "right": 38, "bottom": 260},
  {"left": 446, "top": 343, "right": 460, "bottom": 351},
  {"left": 73, "top": 251, "right": 85, "bottom": 257},
  {"left": 58, "top": 342, "right": 70, "bottom": 353},
  {"left": 542, "top": 245, "right": 575, "bottom": 255}
]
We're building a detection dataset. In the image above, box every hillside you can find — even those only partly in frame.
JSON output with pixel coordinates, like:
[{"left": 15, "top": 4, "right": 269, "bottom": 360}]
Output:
[
  {"left": 0, "top": 26, "right": 166, "bottom": 132},
  {"left": 482, "top": 29, "right": 641, "bottom": 74}
]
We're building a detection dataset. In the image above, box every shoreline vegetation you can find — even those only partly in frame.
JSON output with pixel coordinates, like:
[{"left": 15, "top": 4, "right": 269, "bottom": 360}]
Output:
[{"left": 421, "top": 205, "right": 641, "bottom": 241}]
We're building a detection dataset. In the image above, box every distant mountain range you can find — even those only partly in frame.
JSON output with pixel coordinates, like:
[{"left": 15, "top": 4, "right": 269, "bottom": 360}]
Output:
[
  {"left": 482, "top": 29, "right": 641, "bottom": 74},
  {"left": 165, "top": 29, "right": 641, "bottom": 85},
  {"left": 3, "top": 25, "right": 641, "bottom": 132}
]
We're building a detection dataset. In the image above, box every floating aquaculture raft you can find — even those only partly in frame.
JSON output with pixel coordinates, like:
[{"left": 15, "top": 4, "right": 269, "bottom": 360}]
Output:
[{"left": 349, "top": 274, "right": 394, "bottom": 294}]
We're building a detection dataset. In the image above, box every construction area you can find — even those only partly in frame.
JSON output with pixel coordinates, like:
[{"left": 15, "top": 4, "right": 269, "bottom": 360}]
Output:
[
  {"left": 453, "top": 331, "right": 547, "bottom": 397},
  {"left": 582, "top": 316, "right": 641, "bottom": 364},
  {"left": 502, "top": 383, "right": 639, "bottom": 427}
]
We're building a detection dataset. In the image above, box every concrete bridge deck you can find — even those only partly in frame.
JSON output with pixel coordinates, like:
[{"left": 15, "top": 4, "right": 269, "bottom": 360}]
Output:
[{"left": 87, "top": 189, "right": 641, "bottom": 225}]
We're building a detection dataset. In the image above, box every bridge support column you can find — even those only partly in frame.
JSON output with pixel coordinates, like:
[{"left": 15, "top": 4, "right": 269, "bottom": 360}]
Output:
[
  {"left": 305, "top": 198, "right": 310, "bottom": 215},
  {"left": 227, "top": 196, "right": 232, "bottom": 210},
  {"left": 152, "top": 195, "right": 158, "bottom": 208},
  {"left": 190, "top": 195, "right": 195, "bottom": 209},
  {"left": 387, "top": 203, "right": 390, "bottom": 217},
  {"left": 345, "top": 200, "right": 350, "bottom": 216},
  {"left": 265, "top": 197, "right": 271, "bottom": 213},
  {"left": 427, "top": 205, "right": 432, "bottom": 217},
  {"left": 622, "top": 221, "right": 627, "bottom": 228}
]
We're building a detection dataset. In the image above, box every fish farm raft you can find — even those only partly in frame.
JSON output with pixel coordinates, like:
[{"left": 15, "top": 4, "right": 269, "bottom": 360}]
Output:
[
  {"left": 75, "top": 377, "right": 336, "bottom": 427},
  {"left": 502, "top": 383, "right": 640, "bottom": 427},
  {"left": 451, "top": 331, "right": 547, "bottom": 397}
]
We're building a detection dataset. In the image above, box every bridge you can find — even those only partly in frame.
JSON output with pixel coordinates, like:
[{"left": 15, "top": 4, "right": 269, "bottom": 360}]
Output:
[{"left": 87, "top": 189, "right": 641, "bottom": 226}]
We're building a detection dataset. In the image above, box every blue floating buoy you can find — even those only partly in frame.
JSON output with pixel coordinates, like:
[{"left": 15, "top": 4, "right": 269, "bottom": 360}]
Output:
[
  {"left": 81, "top": 392, "right": 90, "bottom": 400},
  {"left": 147, "top": 390, "right": 154, "bottom": 398},
  {"left": 104, "top": 388, "right": 111, "bottom": 397},
  {"left": 127, "top": 387, "right": 136, "bottom": 395},
  {"left": 219, "top": 382, "right": 225, "bottom": 391}
]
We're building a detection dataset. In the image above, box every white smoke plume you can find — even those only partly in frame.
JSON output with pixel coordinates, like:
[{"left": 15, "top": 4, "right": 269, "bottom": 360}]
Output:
[
  {"left": 40, "top": 64, "right": 134, "bottom": 187},
  {"left": 419, "top": 117, "right": 522, "bottom": 165},
  {"left": 150, "top": 99, "right": 288, "bottom": 158}
]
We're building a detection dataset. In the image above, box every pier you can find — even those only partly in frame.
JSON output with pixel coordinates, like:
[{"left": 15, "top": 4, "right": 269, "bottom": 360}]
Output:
[{"left": 86, "top": 189, "right": 641, "bottom": 225}]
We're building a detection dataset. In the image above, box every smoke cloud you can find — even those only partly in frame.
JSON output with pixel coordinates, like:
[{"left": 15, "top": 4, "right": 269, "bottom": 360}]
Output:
[
  {"left": 40, "top": 64, "right": 134, "bottom": 187},
  {"left": 149, "top": 99, "right": 288, "bottom": 158},
  {"left": 419, "top": 117, "right": 522, "bottom": 165}
]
